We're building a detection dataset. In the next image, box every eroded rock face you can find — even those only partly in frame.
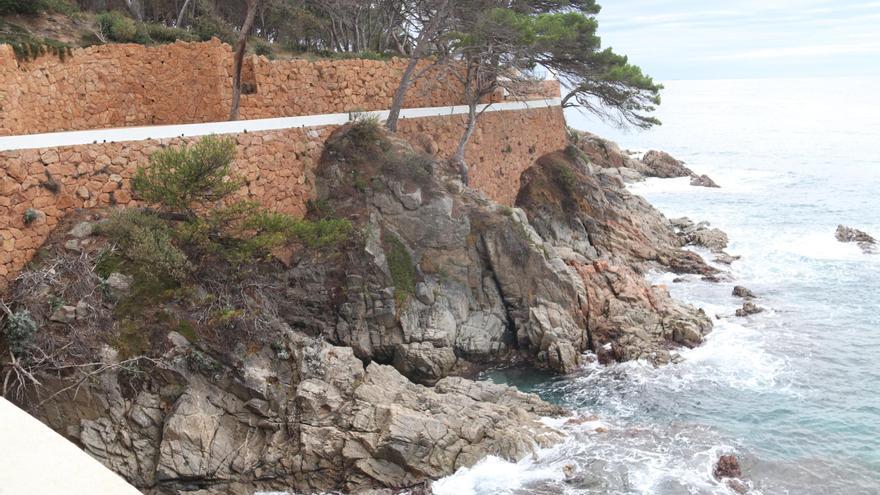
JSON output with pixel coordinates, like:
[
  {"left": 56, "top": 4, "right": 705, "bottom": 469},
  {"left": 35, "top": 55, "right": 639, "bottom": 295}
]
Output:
[
  {"left": 294, "top": 128, "right": 590, "bottom": 379},
  {"left": 516, "top": 151, "right": 712, "bottom": 364},
  {"left": 27, "top": 336, "right": 562, "bottom": 494}
]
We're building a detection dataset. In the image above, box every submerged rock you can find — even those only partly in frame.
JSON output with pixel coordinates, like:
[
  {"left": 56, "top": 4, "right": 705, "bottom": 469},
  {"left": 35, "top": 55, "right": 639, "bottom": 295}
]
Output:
[
  {"left": 732, "top": 285, "right": 756, "bottom": 299},
  {"left": 690, "top": 174, "right": 720, "bottom": 188},
  {"left": 835, "top": 225, "right": 876, "bottom": 254},
  {"left": 714, "top": 454, "right": 743, "bottom": 479},
  {"left": 735, "top": 301, "right": 765, "bottom": 317}
]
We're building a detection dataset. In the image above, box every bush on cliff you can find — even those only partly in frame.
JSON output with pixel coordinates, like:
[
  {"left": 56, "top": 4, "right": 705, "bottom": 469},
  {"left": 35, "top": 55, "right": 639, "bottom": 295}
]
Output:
[
  {"left": 132, "top": 136, "right": 241, "bottom": 217},
  {"left": 122, "top": 136, "right": 351, "bottom": 271}
]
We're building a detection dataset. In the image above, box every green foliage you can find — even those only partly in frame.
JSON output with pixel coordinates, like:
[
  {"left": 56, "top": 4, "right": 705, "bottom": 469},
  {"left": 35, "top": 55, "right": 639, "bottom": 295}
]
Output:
[
  {"left": 23, "top": 208, "right": 40, "bottom": 225},
  {"left": 0, "top": 0, "right": 44, "bottom": 15},
  {"left": 191, "top": 14, "right": 236, "bottom": 44},
  {"left": 132, "top": 136, "right": 240, "bottom": 215},
  {"left": 253, "top": 39, "right": 273, "bottom": 58},
  {"left": 175, "top": 319, "right": 198, "bottom": 342},
  {"left": 2, "top": 309, "right": 37, "bottom": 356},
  {"left": 100, "top": 209, "right": 191, "bottom": 282},
  {"left": 0, "top": 19, "right": 71, "bottom": 61},
  {"left": 384, "top": 232, "right": 415, "bottom": 307},
  {"left": 0, "top": 0, "right": 76, "bottom": 15},
  {"left": 97, "top": 11, "right": 138, "bottom": 42},
  {"left": 142, "top": 23, "right": 198, "bottom": 43},
  {"left": 187, "top": 348, "right": 221, "bottom": 375}
]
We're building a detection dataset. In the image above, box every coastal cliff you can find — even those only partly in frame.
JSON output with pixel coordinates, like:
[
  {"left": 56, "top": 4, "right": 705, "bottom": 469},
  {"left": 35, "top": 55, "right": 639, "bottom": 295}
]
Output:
[{"left": 2, "top": 125, "right": 719, "bottom": 494}]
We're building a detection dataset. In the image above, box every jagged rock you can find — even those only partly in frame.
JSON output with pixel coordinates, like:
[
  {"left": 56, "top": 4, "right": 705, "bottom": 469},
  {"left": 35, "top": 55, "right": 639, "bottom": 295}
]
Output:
[
  {"left": 672, "top": 217, "right": 729, "bottom": 252},
  {"left": 49, "top": 305, "right": 77, "bottom": 323},
  {"left": 570, "top": 131, "right": 651, "bottom": 175},
  {"left": 641, "top": 150, "right": 694, "bottom": 178},
  {"left": 835, "top": 225, "right": 876, "bottom": 254},
  {"left": 735, "top": 301, "right": 765, "bottom": 317},
  {"left": 732, "top": 286, "right": 756, "bottom": 299},
  {"left": 516, "top": 151, "right": 713, "bottom": 364},
  {"left": 69, "top": 221, "right": 96, "bottom": 239},
  {"left": 714, "top": 253, "right": 740, "bottom": 265},
  {"left": 690, "top": 174, "right": 720, "bottom": 188}
]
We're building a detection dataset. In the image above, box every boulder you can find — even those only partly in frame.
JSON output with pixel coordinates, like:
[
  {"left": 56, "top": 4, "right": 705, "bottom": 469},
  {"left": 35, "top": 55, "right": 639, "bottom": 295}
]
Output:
[
  {"left": 714, "top": 454, "right": 743, "bottom": 479},
  {"left": 105, "top": 272, "right": 133, "bottom": 299},
  {"left": 732, "top": 286, "right": 756, "bottom": 299},
  {"left": 735, "top": 301, "right": 765, "bottom": 317},
  {"left": 641, "top": 150, "right": 694, "bottom": 178},
  {"left": 69, "top": 221, "right": 96, "bottom": 239},
  {"left": 49, "top": 305, "right": 77, "bottom": 323}
]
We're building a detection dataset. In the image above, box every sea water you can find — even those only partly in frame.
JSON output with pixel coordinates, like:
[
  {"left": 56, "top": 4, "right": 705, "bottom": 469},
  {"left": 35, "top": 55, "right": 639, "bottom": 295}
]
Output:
[{"left": 433, "top": 77, "right": 880, "bottom": 494}]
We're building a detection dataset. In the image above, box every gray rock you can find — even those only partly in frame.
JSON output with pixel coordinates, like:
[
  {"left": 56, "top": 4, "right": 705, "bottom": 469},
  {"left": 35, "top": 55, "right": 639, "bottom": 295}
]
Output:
[
  {"left": 64, "top": 239, "right": 82, "bottom": 252},
  {"left": 732, "top": 286, "right": 756, "bottom": 299},
  {"left": 69, "top": 221, "right": 96, "bottom": 239},
  {"left": 735, "top": 301, "right": 765, "bottom": 317},
  {"left": 835, "top": 225, "right": 876, "bottom": 254},
  {"left": 75, "top": 300, "right": 90, "bottom": 319},
  {"left": 641, "top": 150, "right": 694, "bottom": 178},
  {"left": 690, "top": 174, "right": 720, "bottom": 188},
  {"left": 105, "top": 272, "right": 133, "bottom": 299},
  {"left": 50, "top": 305, "right": 77, "bottom": 323}
]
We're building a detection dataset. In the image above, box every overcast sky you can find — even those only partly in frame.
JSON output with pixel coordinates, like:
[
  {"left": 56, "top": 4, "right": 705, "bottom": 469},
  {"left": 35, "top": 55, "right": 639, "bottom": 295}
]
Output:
[{"left": 594, "top": 0, "right": 880, "bottom": 80}]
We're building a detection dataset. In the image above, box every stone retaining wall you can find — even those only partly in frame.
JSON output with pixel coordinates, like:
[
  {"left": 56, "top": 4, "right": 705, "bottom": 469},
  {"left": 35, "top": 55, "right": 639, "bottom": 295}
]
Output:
[
  {"left": 0, "top": 106, "right": 566, "bottom": 290},
  {"left": 0, "top": 39, "right": 560, "bottom": 136}
]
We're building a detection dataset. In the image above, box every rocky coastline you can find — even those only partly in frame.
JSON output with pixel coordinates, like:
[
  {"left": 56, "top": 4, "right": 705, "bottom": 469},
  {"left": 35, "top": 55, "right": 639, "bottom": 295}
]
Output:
[{"left": 2, "top": 126, "right": 736, "bottom": 494}]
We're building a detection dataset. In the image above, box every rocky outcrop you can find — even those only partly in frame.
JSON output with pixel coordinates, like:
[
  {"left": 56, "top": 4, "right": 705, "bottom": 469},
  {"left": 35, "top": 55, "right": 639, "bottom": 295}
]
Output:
[
  {"left": 570, "top": 131, "right": 720, "bottom": 187},
  {"left": 24, "top": 333, "right": 562, "bottom": 494},
  {"left": 835, "top": 225, "right": 876, "bottom": 254},
  {"left": 670, "top": 217, "right": 730, "bottom": 253},
  {"left": 515, "top": 151, "right": 712, "bottom": 364},
  {"left": 2, "top": 124, "right": 721, "bottom": 494},
  {"left": 641, "top": 150, "right": 694, "bottom": 178}
]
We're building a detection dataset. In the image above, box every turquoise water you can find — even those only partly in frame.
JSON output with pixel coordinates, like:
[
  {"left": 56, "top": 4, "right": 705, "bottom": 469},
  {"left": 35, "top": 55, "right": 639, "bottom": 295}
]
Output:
[{"left": 434, "top": 77, "right": 880, "bottom": 494}]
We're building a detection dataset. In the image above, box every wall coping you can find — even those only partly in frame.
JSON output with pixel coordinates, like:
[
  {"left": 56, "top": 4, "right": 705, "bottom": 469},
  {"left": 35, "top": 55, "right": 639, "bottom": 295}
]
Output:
[
  {"left": 0, "top": 98, "right": 562, "bottom": 152},
  {"left": 0, "top": 398, "right": 142, "bottom": 493}
]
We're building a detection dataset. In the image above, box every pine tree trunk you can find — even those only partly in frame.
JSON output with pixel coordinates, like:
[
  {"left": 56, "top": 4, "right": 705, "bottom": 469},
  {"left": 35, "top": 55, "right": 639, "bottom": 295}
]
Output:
[
  {"left": 230, "top": 0, "right": 259, "bottom": 121},
  {"left": 385, "top": 57, "right": 420, "bottom": 132}
]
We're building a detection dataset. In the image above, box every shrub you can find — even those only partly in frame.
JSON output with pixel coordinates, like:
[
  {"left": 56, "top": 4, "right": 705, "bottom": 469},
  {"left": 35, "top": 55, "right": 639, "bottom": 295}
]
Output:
[
  {"left": 0, "top": 0, "right": 43, "bottom": 15},
  {"left": 143, "top": 23, "right": 197, "bottom": 43},
  {"left": 192, "top": 14, "right": 236, "bottom": 44},
  {"left": 132, "top": 136, "right": 240, "bottom": 215},
  {"left": 23, "top": 208, "right": 40, "bottom": 225},
  {"left": 253, "top": 40, "right": 273, "bottom": 58},
  {"left": 97, "top": 11, "right": 138, "bottom": 43},
  {"left": 384, "top": 232, "right": 415, "bottom": 306},
  {"left": 2, "top": 309, "right": 37, "bottom": 356},
  {"left": 100, "top": 209, "right": 191, "bottom": 282},
  {"left": 0, "top": 20, "right": 71, "bottom": 61}
]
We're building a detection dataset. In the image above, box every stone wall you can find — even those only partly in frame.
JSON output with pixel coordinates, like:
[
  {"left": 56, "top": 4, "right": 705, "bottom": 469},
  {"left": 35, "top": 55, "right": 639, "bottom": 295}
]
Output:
[
  {"left": 0, "top": 106, "right": 565, "bottom": 290},
  {"left": 0, "top": 39, "right": 559, "bottom": 136},
  {"left": 0, "top": 41, "right": 232, "bottom": 135}
]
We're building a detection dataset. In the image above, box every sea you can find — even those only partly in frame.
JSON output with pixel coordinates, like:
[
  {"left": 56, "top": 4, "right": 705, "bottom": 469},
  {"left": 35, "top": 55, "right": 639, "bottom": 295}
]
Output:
[{"left": 432, "top": 77, "right": 880, "bottom": 494}]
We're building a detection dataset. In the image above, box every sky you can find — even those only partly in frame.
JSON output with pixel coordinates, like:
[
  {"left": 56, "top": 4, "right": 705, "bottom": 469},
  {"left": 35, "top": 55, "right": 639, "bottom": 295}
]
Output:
[{"left": 593, "top": 0, "right": 880, "bottom": 80}]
